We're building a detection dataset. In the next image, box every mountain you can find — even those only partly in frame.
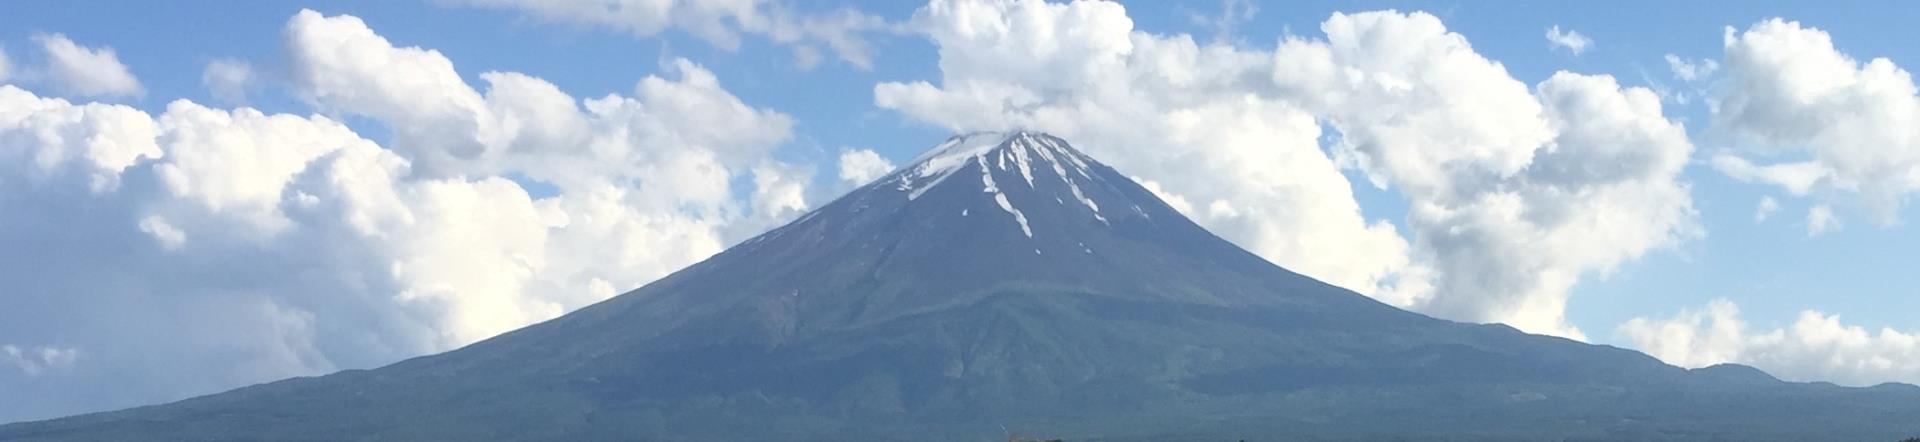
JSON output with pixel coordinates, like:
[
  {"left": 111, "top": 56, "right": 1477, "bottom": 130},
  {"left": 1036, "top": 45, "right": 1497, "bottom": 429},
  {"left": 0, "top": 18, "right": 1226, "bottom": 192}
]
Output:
[{"left": 4, "top": 132, "right": 1918, "bottom": 441}]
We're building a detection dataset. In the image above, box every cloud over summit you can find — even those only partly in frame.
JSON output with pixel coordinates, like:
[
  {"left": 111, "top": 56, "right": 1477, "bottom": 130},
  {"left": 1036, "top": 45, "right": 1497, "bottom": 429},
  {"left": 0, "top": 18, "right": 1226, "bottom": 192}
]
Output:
[{"left": 878, "top": 2, "right": 1696, "bottom": 339}]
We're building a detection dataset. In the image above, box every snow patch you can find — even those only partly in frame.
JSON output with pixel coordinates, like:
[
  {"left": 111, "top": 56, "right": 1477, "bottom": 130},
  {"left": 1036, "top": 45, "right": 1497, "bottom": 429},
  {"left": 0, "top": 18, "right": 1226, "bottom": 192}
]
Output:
[
  {"left": 995, "top": 191, "right": 1033, "bottom": 238},
  {"left": 1007, "top": 136, "right": 1036, "bottom": 188},
  {"left": 979, "top": 154, "right": 1033, "bottom": 238},
  {"left": 978, "top": 155, "right": 998, "bottom": 192},
  {"left": 1006, "top": 191, "right": 1036, "bottom": 236},
  {"left": 1039, "top": 136, "right": 1096, "bottom": 180},
  {"left": 912, "top": 132, "right": 1006, "bottom": 177},
  {"left": 897, "top": 132, "right": 1007, "bottom": 200},
  {"left": 1028, "top": 136, "right": 1104, "bottom": 223},
  {"left": 905, "top": 168, "right": 959, "bottom": 200}
]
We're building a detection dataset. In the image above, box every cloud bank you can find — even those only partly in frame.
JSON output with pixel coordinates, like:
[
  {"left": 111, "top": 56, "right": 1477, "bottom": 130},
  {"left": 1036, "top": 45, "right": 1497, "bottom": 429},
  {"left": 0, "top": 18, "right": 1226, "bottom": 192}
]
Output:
[
  {"left": 1623, "top": 299, "right": 1920, "bottom": 386},
  {"left": 876, "top": 0, "right": 1696, "bottom": 339},
  {"left": 0, "top": 9, "right": 811, "bottom": 423}
]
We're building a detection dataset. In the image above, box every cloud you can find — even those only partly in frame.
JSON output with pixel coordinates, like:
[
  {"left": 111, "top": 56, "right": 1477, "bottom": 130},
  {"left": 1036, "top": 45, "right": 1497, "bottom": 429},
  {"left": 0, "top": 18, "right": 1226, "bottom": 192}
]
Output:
[
  {"left": 137, "top": 215, "right": 187, "bottom": 249},
  {"left": 1273, "top": 11, "right": 1555, "bottom": 199},
  {"left": 1710, "top": 18, "right": 1920, "bottom": 226},
  {"left": 442, "top": 0, "right": 886, "bottom": 69},
  {"left": 1656, "top": 54, "right": 1717, "bottom": 106},
  {"left": 283, "top": 10, "right": 497, "bottom": 178},
  {"left": 1, "top": 345, "right": 80, "bottom": 377},
  {"left": 1666, "top": 53, "right": 1718, "bottom": 82},
  {"left": 282, "top": 10, "right": 795, "bottom": 183},
  {"left": 1621, "top": 299, "right": 1920, "bottom": 386},
  {"left": 736, "top": 161, "right": 814, "bottom": 240},
  {"left": 1806, "top": 204, "right": 1841, "bottom": 236},
  {"left": 1710, "top": 154, "right": 1828, "bottom": 195},
  {"left": 0, "top": 85, "right": 161, "bottom": 193},
  {"left": 201, "top": 58, "right": 254, "bottom": 104},
  {"left": 1272, "top": 11, "right": 1695, "bottom": 338},
  {"left": 1755, "top": 195, "right": 1779, "bottom": 223},
  {"left": 876, "top": 0, "right": 1417, "bottom": 309},
  {"left": 31, "top": 33, "right": 143, "bottom": 98},
  {"left": 876, "top": 1, "right": 1695, "bottom": 339},
  {"left": 0, "top": 10, "right": 807, "bottom": 423},
  {"left": 1545, "top": 25, "right": 1592, "bottom": 55},
  {"left": 838, "top": 148, "right": 895, "bottom": 185}
]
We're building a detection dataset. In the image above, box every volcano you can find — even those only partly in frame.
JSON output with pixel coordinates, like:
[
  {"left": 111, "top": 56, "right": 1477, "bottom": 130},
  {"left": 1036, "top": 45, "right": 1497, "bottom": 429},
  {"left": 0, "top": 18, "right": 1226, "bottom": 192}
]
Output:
[{"left": 4, "top": 132, "right": 1918, "bottom": 441}]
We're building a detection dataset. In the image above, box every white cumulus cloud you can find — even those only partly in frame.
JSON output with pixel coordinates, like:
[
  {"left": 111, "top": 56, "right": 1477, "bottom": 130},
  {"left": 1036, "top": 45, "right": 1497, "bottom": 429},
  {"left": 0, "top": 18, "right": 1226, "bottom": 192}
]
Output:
[
  {"left": 876, "top": 1, "right": 1696, "bottom": 339},
  {"left": 31, "top": 33, "right": 143, "bottom": 98},
  {"left": 876, "top": 0, "right": 1417, "bottom": 308},
  {"left": 1622, "top": 299, "right": 1920, "bottom": 386},
  {"left": 1710, "top": 18, "right": 1920, "bottom": 227},
  {"left": 838, "top": 148, "right": 895, "bottom": 185},
  {"left": 1273, "top": 11, "right": 1695, "bottom": 338},
  {"left": 0, "top": 9, "right": 809, "bottom": 423}
]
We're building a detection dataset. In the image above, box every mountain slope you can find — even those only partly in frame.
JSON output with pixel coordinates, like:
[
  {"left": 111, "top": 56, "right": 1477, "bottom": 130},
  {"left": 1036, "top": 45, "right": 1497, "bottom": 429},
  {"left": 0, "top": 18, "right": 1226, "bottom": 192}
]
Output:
[{"left": 4, "top": 132, "right": 1918, "bottom": 441}]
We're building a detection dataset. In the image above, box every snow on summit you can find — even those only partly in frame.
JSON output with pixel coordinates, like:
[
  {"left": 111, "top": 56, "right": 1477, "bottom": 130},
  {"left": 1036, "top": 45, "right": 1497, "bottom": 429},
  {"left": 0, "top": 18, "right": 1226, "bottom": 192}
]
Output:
[{"left": 889, "top": 131, "right": 1111, "bottom": 237}]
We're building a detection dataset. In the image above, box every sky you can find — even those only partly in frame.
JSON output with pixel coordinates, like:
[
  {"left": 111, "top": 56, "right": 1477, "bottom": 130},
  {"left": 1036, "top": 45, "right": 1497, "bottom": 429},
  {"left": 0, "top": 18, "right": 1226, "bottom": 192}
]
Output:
[{"left": 3, "top": 0, "right": 1920, "bottom": 423}]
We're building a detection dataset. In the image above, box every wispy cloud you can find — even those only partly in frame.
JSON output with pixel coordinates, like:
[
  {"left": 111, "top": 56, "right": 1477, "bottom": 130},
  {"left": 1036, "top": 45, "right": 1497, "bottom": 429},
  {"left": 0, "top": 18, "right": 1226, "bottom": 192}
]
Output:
[{"left": 1546, "top": 25, "right": 1592, "bottom": 55}]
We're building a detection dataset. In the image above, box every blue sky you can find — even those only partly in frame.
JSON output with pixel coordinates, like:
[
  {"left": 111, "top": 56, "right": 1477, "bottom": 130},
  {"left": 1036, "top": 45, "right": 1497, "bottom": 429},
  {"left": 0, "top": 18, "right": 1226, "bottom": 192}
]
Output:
[{"left": 3, "top": 0, "right": 1919, "bottom": 423}]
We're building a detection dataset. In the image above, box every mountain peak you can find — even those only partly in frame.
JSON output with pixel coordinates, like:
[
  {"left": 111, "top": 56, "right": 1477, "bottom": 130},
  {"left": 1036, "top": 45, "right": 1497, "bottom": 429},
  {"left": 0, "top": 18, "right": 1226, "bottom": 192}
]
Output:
[
  {"left": 725, "top": 131, "right": 1323, "bottom": 311},
  {"left": 895, "top": 131, "right": 1092, "bottom": 194},
  {"left": 886, "top": 131, "right": 1117, "bottom": 240},
  {"left": 902, "top": 131, "right": 1060, "bottom": 173}
]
